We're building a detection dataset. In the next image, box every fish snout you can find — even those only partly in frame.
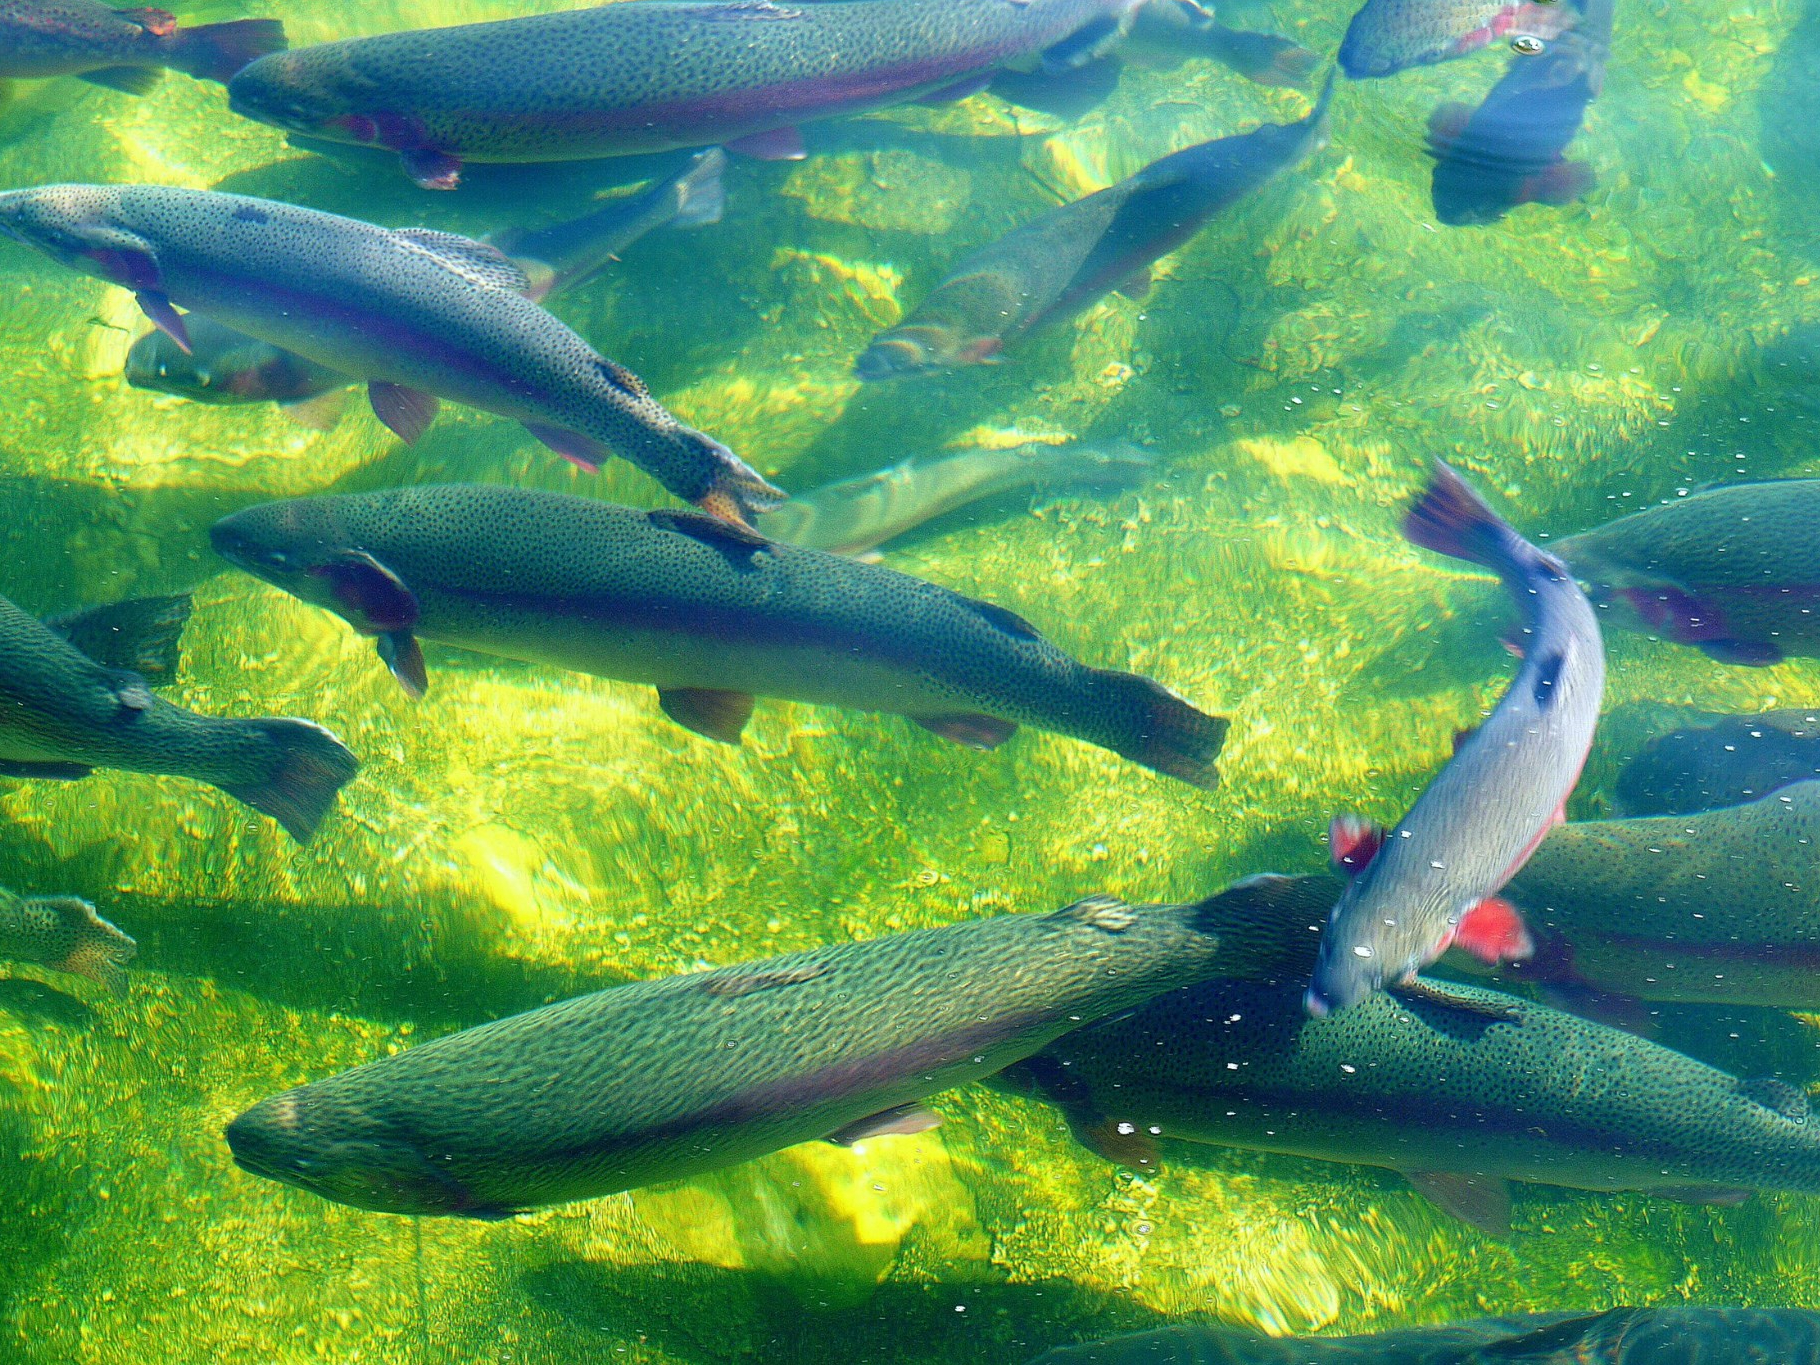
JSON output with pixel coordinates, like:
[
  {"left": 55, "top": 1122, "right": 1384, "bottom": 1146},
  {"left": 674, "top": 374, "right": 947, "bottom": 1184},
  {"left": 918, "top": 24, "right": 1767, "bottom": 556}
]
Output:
[
  {"left": 853, "top": 336, "right": 930, "bottom": 382},
  {"left": 227, "top": 56, "right": 332, "bottom": 132},
  {"left": 225, "top": 1091, "right": 309, "bottom": 1180},
  {"left": 208, "top": 513, "right": 304, "bottom": 577}
]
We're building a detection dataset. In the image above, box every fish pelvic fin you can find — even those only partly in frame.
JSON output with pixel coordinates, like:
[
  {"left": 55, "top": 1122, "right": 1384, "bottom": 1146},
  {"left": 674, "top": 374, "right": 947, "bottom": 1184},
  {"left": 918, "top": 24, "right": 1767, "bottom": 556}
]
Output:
[
  {"left": 167, "top": 18, "right": 288, "bottom": 84},
  {"left": 399, "top": 147, "right": 463, "bottom": 191},
  {"left": 215, "top": 718, "right": 359, "bottom": 845},
  {"left": 368, "top": 382, "right": 440, "bottom": 444},
  {"left": 825, "top": 1103, "right": 942, "bottom": 1147},
  {"left": 658, "top": 688, "right": 754, "bottom": 744},
  {"left": 913, "top": 713, "right": 1018, "bottom": 750},
  {"left": 35, "top": 898, "right": 136, "bottom": 998},
  {"left": 79, "top": 66, "right": 163, "bottom": 96},
  {"left": 1402, "top": 1170, "right": 1512, "bottom": 1238},
  {"left": 46, "top": 593, "right": 191, "bottom": 686},
  {"left": 379, "top": 632, "right": 428, "bottom": 700},
  {"left": 1091, "top": 669, "right": 1228, "bottom": 790}
]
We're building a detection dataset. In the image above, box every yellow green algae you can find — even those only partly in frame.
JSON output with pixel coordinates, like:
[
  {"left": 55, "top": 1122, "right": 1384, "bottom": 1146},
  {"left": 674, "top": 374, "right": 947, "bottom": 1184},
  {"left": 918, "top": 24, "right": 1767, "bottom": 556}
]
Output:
[{"left": 0, "top": 0, "right": 1818, "bottom": 1359}]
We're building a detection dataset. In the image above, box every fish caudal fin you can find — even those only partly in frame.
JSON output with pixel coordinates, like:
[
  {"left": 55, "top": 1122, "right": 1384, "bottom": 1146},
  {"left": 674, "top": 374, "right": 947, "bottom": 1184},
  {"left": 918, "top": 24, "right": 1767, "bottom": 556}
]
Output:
[
  {"left": 216, "top": 719, "right": 359, "bottom": 845},
  {"left": 1403, "top": 460, "right": 1536, "bottom": 580},
  {"left": 170, "top": 19, "right": 288, "bottom": 84},
  {"left": 1094, "top": 670, "right": 1228, "bottom": 789},
  {"left": 47, "top": 594, "right": 191, "bottom": 686},
  {"left": 1402, "top": 1170, "right": 1512, "bottom": 1238},
  {"left": 34, "top": 897, "right": 136, "bottom": 998}
]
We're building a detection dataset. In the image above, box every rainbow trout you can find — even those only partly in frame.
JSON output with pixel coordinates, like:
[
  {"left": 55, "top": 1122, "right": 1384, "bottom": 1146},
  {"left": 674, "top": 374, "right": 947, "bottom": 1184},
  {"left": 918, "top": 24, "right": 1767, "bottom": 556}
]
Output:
[
  {"left": 120, "top": 151, "right": 726, "bottom": 425},
  {"left": 1553, "top": 479, "right": 1820, "bottom": 667},
  {"left": 0, "top": 590, "right": 357, "bottom": 844},
  {"left": 0, "top": 885, "right": 134, "bottom": 997},
  {"left": 1029, "top": 1308, "right": 1820, "bottom": 1364},
  {"left": 0, "top": 183, "right": 779, "bottom": 523},
  {"left": 225, "top": 891, "right": 1230, "bottom": 1217},
  {"left": 0, "top": 0, "right": 283, "bottom": 95},
  {"left": 1503, "top": 784, "right": 1820, "bottom": 1009},
  {"left": 226, "top": 0, "right": 1142, "bottom": 190},
  {"left": 1612, "top": 708, "right": 1820, "bottom": 817},
  {"left": 1130, "top": 0, "right": 1318, "bottom": 88},
  {"left": 209, "top": 485, "right": 1228, "bottom": 786},
  {"left": 1305, "top": 463, "right": 1604, "bottom": 1016},
  {"left": 1338, "top": 0, "right": 1579, "bottom": 79},
  {"left": 1426, "top": 0, "right": 1610, "bottom": 227},
  {"left": 1011, "top": 874, "right": 1820, "bottom": 1236},
  {"left": 854, "top": 73, "right": 1332, "bottom": 379},
  {"left": 755, "top": 441, "right": 1153, "bottom": 557}
]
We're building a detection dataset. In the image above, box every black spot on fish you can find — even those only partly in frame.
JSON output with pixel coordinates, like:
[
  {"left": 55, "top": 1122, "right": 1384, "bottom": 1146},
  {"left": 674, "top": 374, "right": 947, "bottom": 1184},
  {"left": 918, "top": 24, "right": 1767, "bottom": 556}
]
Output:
[
  {"left": 1531, "top": 650, "right": 1566, "bottom": 710},
  {"left": 231, "top": 205, "right": 270, "bottom": 224},
  {"left": 970, "top": 600, "right": 1043, "bottom": 642}
]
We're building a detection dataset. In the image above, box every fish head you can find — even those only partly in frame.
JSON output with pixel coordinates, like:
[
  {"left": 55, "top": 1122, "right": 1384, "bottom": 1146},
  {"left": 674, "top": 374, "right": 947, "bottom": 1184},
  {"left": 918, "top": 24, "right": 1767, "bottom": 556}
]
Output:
[
  {"left": 126, "top": 316, "right": 284, "bottom": 402},
  {"left": 225, "top": 1090, "right": 484, "bottom": 1217},
  {"left": 0, "top": 185, "right": 157, "bottom": 287},
  {"left": 853, "top": 325, "right": 982, "bottom": 382},
  {"left": 125, "top": 327, "right": 216, "bottom": 399},
  {"left": 211, "top": 500, "right": 420, "bottom": 636},
  {"left": 227, "top": 50, "right": 361, "bottom": 140}
]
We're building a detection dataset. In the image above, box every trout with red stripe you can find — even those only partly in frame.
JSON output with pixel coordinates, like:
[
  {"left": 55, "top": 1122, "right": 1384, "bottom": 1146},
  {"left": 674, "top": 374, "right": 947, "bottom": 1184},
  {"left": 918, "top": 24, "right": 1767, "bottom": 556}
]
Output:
[
  {"left": 1304, "top": 462, "right": 1604, "bottom": 1016},
  {"left": 1338, "top": 0, "right": 1579, "bottom": 78},
  {"left": 0, "top": 0, "right": 284, "bottom": 95}
]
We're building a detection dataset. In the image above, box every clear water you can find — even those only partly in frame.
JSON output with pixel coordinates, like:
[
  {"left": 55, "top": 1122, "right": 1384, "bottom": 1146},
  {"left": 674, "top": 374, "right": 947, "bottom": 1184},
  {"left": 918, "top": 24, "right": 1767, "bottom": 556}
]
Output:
[{"left": 0, "top": 0, "right": 1817, "bottom": 1360}]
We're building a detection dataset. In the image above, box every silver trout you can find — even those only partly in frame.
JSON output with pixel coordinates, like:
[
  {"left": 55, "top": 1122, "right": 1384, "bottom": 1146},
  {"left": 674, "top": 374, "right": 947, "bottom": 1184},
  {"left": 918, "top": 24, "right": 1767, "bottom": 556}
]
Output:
[
  {"left": 1612, "top": 708, "right": 1820, "bottom": 817},
  {"left": 0, "top": 183, "right": 780, "bottom": 523},
  {"left": 1028, "top": 1308, "right": 1820, "bottom": 1364},
  {"left": 1305, "top": 462, "right": 1604, "bottom": 1016},
  {"left": 0, "top": 0, "right": 283, "bottom": 95},
  {"left": 1552, "top": 478, "right": 1820, "bottom": 667},
  {"left": 754, "top": 441, "right": 1154, "bottom": 557},
  {"left": 1012, "top": 875, "right": 1820, "bottom": 1236},
  {"left": 1130, "top": 0, "right": 1319, "bottom": 88},
  {"left": 121, "top": 151, "right": 727, "bottom": 426},
  {"left": 209, "top": 485, "right": 1228, "bottom": 787},
  {"left": 854, "top": 73, "right": 1332, "bottom": 379},
  {"left": 225, "top": 891, "right": 1229, "bottom": 1217},
  {"left": 0, "top": 589, "right": 357, "bottom": 845},
  {"left": 225, "top": 0, "right": 1142, "bottom": 190},
  {"left": 1503, "top": 783, "right": 1820, "bottom": 1009},
  {"left": 1338, "top": 0, "right": 1579, "bottom": 79},
  {"left": 0, "top": 885, "right": 134, "bottom": 997}
]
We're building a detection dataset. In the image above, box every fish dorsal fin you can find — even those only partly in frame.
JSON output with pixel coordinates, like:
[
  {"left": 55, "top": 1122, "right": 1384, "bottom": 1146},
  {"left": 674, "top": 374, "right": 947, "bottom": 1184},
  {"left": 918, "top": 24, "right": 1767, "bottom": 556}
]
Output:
[
  {"left": 392, "top": 228, "right": 532, "bottom": 294},
  {"left": 1329, "top": 813, "right": 1385, "bottom": 876},
  {"left": 1738, "top": 1076, "right": 1810, "bottom": 1123},
  {"left": 698, "top": 962, "right": 826, "bottom": 998},
  {"left": 825, "top": 1103, "right": 941, "bottom": 1147},
  {"left": 1051, "top": 894, "right": 1138, "bottom": 933},
  {"left": 1402, "top": 1170, "right": 1511, "bottom": 1238},
  {"left": 1388, "top": 979, "right": 1524, "bottom": 1038},
  {"left": 969, "top": 599, "right": 1043, "bottom": 641}
]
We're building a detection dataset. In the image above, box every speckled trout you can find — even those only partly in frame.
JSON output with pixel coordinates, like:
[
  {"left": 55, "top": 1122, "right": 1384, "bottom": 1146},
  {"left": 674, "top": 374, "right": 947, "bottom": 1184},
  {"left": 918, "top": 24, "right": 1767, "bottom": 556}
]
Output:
[
  {"left": 1029, "top": 1308, "right": 1820, "bottom": 1364},
  {"left": 1338, "top": 0, "right": 1578, "bottom": 79},
  {"left": 121, "top": 151, "right": 726, "bottom": 425},
  {"left": 226, "top": 0, "right": 1143, "bottom": 190},
  {"left": 0, "top": 0, "right": 283, "bottom": 95},
  {"left": 1612, "top": 707, "right": 1820, "bottom": 817},
  {"left": 755, "top": 441, "right": 1153, "bottom": 556},
  {"left": 0, "top": 590, "right": 357, "bottom": 844},
  {"left": 210, "top": 484, "right": 1228, "bottom": 786},
  {"left": 1502, "top": 784, "right": 1820, "bottom": 1009},
  {"left": 225, "top": 891, "right": 1229, "bottom": 1217},
  {"left": 0, "top": 884, "right": 134, "bottom": 997},
  {"left": 1010, "top": 874, "right": 1820, "bottom": 1236},
  {"left": 1306, "top": 463, "right": 1604, "bottom": 1016},
  {"left": 1553, "top": 479, "right": 1820, "bottom": 667},
  {"left": 856, "top": 72, "right": 1331, "bottom": 379},
  {"left": 0, "top": 183, "right": 780, "bottom": 522}
]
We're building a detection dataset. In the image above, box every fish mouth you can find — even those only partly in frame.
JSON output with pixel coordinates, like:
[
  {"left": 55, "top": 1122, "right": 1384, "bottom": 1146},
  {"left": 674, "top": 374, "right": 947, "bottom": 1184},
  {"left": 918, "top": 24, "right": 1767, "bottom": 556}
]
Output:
[
  {"left": 208, "top": 518, "right": 294, "bottom": 574},
  {"left": 853, "top": 338, "right": 926, "bottom": 382}
]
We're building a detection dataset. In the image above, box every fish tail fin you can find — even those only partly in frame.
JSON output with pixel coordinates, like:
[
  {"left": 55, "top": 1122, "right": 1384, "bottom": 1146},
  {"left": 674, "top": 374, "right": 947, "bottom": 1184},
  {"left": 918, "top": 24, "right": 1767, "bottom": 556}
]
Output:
[
  {"left": 670, "top": 148, "right": 728, "bottom": 229},
  {"left": 689, "top": 432, "right": 789, "bottom": 525},
  {"left": 168, "top": 18, "right": 288, "bottom": 84},
  {"left": 1403, "top": 460, "right": 1537, "bottom": 580},
  {"left": 34, "top": 897, "right": 135, "bottom": 998},
  {"left": 45, "top": 594, "right": 191, "bottom": 686},
  {"left": 1092, "top": 669, "right": 1228, "bottom": 789},
  {"left": 216, "top": 718, "right": 359, "bottom": 845}
]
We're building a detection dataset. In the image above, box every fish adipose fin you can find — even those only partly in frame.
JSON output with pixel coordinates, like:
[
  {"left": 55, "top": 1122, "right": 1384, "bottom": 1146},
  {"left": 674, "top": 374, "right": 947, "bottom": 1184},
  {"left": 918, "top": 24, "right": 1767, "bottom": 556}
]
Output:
[
  {"left": 392, "top": 228, "right": 532, "bottom": 294},
  {"left": 47, "top": 593, "right": 191, "bottom": 685},
  {"left": 37, "top": 897, "right": 136, "bottom": 998},
  {"left": 646, "top": 508, "right": 771, "bottom": 558},
  {"left": 658, "top": 688, "right": 755, "bottom": 744},
  {"left": 0, "top": 761, "right": 93, "bottom": 781},
  {"left": 168, "top": 18, "right": 288, "bottom": 84},
  {"left": 724, "top": 126, "right": 807, "bottom": 161},
  {"left": 1093, "top": 670, "right": 1229, "bottom": 790},
  {"left": 368, "top": 382, "right": 441, "bottom": 444},
  {"left": 79, "top": 66, "right": 163, "bottom": 96},
  {"left": 1402, "top": 1170, "right": 1512, "bottom": 1238},
  {"left": 120, "top": 8, "right": 177, "bottom": 36},
  {"left": 913, "top": 714, "right": 1018, "bottom": 750},
  {"left": 699, "top": 963, "right": 827, "bottom": 998},
  {"left": 215, "top": 719, "right": 359, "bottom": 845},
  {"left": 825, "top": 1103, "right": 942, "bottom": 1147},
  {"left": 1467, "top": 1312, "right": 1637, "bottom": 1360}
]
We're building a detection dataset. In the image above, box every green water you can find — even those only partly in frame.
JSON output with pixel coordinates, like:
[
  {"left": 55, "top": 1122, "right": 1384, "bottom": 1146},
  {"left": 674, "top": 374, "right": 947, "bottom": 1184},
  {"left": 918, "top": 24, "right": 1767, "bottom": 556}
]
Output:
[{"left": 0, "top": 0, "right": 1817, "bottom": 1360}]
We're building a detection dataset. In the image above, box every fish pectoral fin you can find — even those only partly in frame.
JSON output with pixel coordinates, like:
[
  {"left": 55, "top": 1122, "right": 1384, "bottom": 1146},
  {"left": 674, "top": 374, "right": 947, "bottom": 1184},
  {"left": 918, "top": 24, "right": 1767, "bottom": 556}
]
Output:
[
  {"left": 0, "top": 761, "right": 93, "bottom": 781},
  {"left": 1737, "top": 1075, "right": 1811, "bottom": 1123},
  {"left": 278, "top": 389, "right": 352, "bottom": 431},
  {"left": 1328, "top": 813, "right": 1386, "bottom": 876},
  {"left": 398, "top": 147, "right": 462, "bottom": 191},
  {"left": 79, "top": 66, "right": 163, "bottom": 95},
  {"left": 724, "top": 125, "right": 807, "bottom": 161},
  {"left": 378, "top": 631, "right": 429, "bottom": 701},
  {"left": 645, "top": 508, "right": 772, "bottom": 556},
  {"left": 1447, "top": 896, "right": 1535, "bottom": 966},
  {"left": 522, "top": 422, "right": 613, "bottom": 472},
  {"left": 1111, "top": 266, "right": 1153, "bottom": 301},
  {"left": 367, "top": 381, "right": 441, "bottom": 445},
  {"left": 136, "top": 292, "right": 191, "bottom": 355},
  {"left": 1520, "top": 159, "right": 1596, "bottom": 208},
  {"left": 912, "top": 713, "right": 1018, "bottom": 751},
  {"left": 391, "top": 228, "right": 532, "bottom": 294},
  {"left": 1656, "top": 1184, "right": 1753, "bottom": 1208},
  {"left": 309, "top": 549, "right": 420, "bottom": 634},
  {"left": 824, "top": 1103, "right": 943, "bottom": 1147},
  {"left": 1699, "top": 638, "right": 1784, "bottom": 667},
  {"left": 658, "top": 688, "right": 755, "bottom": 744},
  {"left": 1072, "top": 1114, "right": 1162, "bottom": 1171},
  {"left": 1401, "top": 1170, "right": 1512, "bottom": 1238}
]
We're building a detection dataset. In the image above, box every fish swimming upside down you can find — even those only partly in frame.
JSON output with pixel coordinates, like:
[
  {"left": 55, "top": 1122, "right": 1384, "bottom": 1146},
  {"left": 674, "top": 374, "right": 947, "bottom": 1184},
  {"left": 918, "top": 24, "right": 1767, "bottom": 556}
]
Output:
[
  {"left": 225, "top": 889, "right": 1231, "bottom": 1217},
  {"left": 0, "top": 183, "right": 780, "bottom": 523},
  {"left": 209, "top": 484, "right": 1229, "bottom": 787},
  {"left": 0, "top": 0, "right": 284, "bottom": 95}
]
